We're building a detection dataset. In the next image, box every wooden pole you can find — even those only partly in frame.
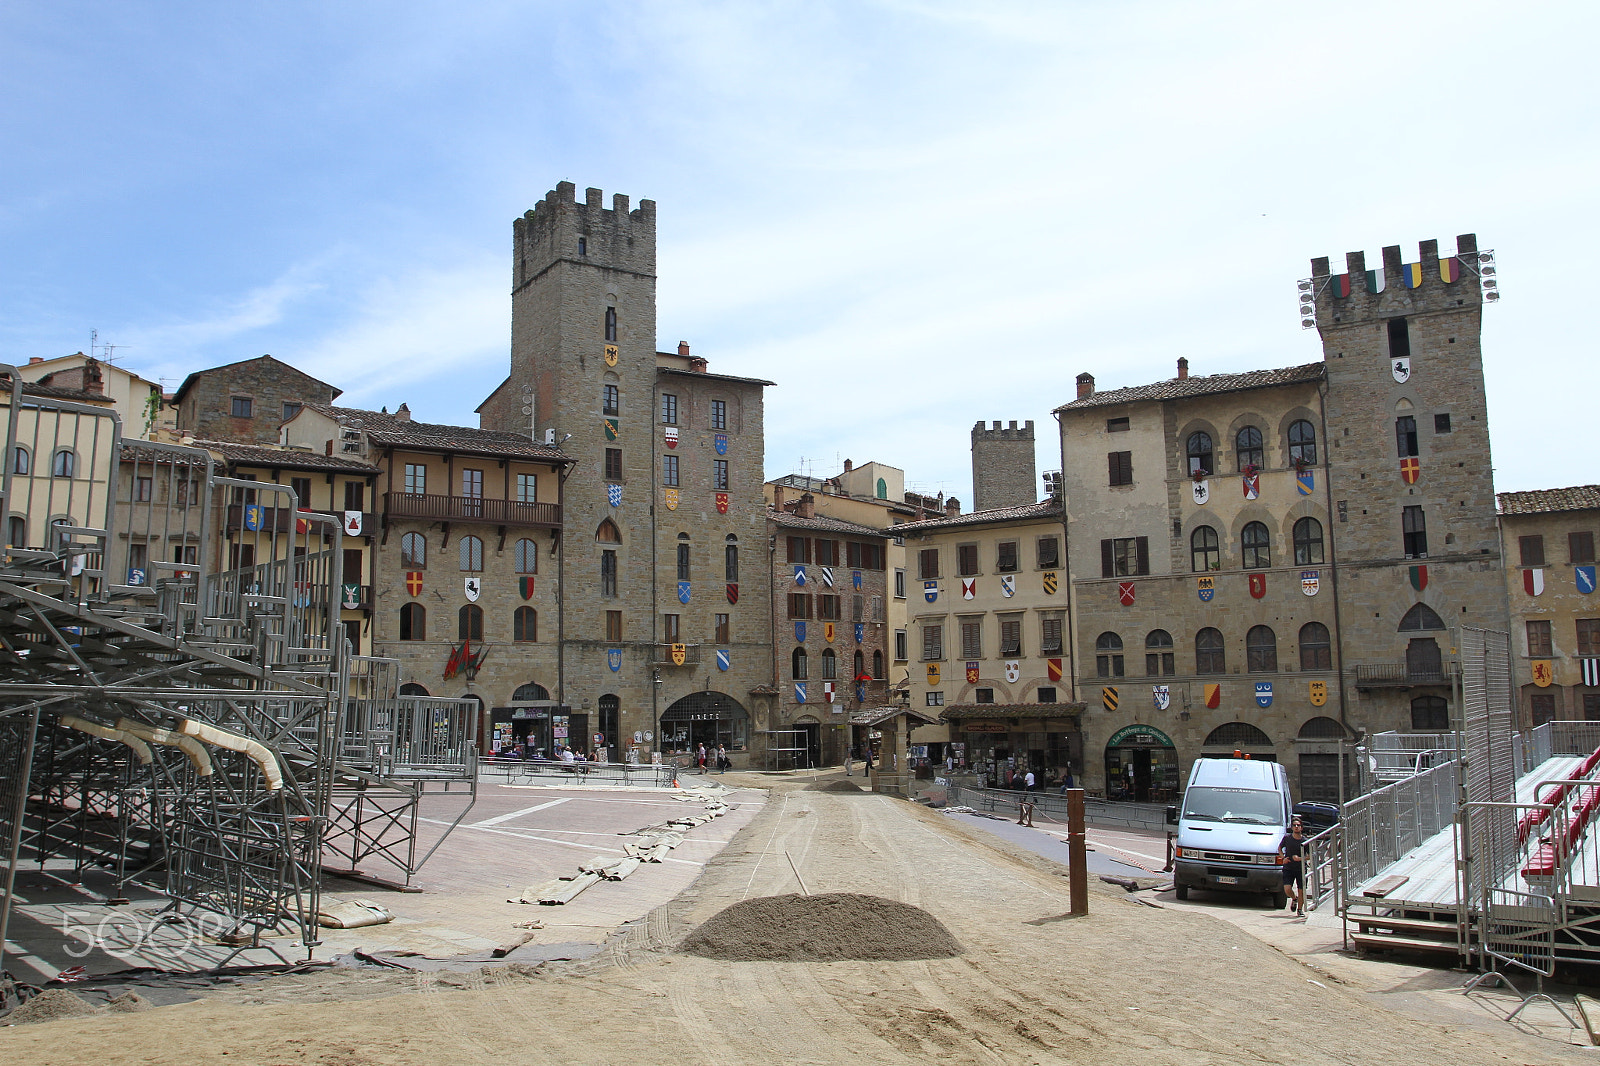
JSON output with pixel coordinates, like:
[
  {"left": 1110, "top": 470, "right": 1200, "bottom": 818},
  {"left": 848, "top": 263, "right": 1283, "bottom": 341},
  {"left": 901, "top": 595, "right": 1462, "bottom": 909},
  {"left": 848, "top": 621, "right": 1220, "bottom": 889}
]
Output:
[{"left": 1068, "top": 787, "right": 1088, "bottom": 916}]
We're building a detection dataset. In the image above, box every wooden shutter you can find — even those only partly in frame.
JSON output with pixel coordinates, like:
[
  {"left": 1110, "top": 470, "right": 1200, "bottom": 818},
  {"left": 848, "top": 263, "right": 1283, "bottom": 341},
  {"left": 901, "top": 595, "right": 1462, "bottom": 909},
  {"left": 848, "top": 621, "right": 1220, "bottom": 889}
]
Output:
[
  {"left": 1136, "top": 536, "right": 1150, "bottom": 575},
  {"left": 1101, "top": 539, "right": 1114, "bottom": 579}
]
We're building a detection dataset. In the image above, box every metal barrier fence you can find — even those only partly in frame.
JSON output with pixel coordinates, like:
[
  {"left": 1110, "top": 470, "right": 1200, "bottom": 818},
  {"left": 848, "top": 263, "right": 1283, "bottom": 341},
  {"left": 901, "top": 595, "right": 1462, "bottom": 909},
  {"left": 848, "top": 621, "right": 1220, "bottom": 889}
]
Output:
[
  {"left": 1339, "top": 758, "right": 1459, "bottom": 893},
  {"left": 478, "top": 757, "right": 678, "bottom": 789},
  {"left": 1359, "top": 731, "right": 1459, "bottom": 789},
  {"left": 948, "top": 785, "right": 1170, "bottom": 834}
]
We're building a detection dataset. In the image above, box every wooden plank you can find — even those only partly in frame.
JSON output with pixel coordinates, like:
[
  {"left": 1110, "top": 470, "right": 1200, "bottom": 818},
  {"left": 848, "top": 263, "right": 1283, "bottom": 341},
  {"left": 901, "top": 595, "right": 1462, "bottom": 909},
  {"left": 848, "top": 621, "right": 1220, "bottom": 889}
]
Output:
[
  {"left": 1362, "top": 874, "right": 1410, "bottom": 898},
  {"left": 1351, "top": 932, "right": 1461, "bottom": 954}
]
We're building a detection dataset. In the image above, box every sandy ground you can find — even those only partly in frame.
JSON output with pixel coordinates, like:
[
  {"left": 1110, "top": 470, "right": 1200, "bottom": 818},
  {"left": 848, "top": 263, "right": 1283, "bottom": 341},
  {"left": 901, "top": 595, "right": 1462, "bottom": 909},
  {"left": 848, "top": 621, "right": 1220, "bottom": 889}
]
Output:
[{"left": 3, "top": 771, "right": 1594, "bottom": 1065}]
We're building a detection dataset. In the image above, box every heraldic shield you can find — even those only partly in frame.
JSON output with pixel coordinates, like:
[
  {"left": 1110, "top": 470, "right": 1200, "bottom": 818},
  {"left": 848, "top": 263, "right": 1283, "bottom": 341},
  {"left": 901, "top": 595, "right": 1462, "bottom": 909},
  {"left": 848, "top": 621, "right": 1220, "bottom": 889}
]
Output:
[
  {"left": 966, "top": 662, "right": 980, "bottom": 684},
  {"left": 671, "top": 643, "right": 687, "bottom": 666},
  {"left": 926, "top": 663, "right": 940, "bottom": 686},
  {"left": 607, "top": 648, "right": 622, "bottom": 672},
  {"left": 1152, "top": 685, "right": 1170, "bottom": 711},
  {"left": 1308, "top": 680, "right": 1327, "bottom": 707}
]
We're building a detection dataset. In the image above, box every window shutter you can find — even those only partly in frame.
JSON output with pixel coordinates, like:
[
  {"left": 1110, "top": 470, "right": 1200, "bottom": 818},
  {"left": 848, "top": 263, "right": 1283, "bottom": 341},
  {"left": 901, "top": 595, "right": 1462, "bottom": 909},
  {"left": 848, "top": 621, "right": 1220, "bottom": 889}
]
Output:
[
  {"left": 1101, "top": 539, "right": 1114, "bottom": 579},
  {"left": 1108, "top": 453, "right": 1119, "bottom": 485},
  {"left": 1136, "top": 536, "right": 1149, "bottom": 575}
]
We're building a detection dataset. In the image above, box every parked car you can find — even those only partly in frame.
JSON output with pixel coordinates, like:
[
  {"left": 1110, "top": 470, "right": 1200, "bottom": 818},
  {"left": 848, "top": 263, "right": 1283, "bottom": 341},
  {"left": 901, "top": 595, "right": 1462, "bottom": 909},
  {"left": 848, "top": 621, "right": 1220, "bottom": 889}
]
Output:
[{"left": 1292, "top": 801, "right": 1340, "bottom": 835}]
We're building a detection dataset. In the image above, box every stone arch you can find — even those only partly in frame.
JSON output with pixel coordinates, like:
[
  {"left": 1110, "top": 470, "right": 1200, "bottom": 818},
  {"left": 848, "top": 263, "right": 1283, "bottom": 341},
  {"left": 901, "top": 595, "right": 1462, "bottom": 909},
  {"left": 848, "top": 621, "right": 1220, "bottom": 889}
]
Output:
[
  {"left": 1298, "top": 716, "right": 1349, "bottom": 739},
  {"left": 1203, "top": 722, "right": 1274, "bottom": 752},
  {"left": 596, "top": 518, "right": 622, "bottom": 543}
]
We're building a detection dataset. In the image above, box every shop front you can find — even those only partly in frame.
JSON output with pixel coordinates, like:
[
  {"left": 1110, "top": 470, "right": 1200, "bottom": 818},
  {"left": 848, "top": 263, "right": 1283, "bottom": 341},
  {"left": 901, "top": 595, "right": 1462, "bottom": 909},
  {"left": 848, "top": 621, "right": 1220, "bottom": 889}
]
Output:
[
  {"left": 659, "top": 691, "right": 750, "bottom": 757},
  {"left": 490, "top": 702, "right": 583, "bottom": 758},
  {"left": 1103, "top": 722, "right": 1179, "bottom": 803},
  {"left": 939, "top": 704, "right": 1085, "bottom": 790}
]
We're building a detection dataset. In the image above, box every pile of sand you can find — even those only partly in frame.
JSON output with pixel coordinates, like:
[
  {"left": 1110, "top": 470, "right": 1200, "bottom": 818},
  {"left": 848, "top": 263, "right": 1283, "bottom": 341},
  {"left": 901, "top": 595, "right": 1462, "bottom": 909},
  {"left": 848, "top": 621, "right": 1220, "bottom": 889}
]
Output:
[
  {"left": 108, "top": 991, "right": 154, "bottom": 1012},
  {"left": 679, "top": 893, "right": 963, "bottom": 962},
  {"left": 810, "top": 780, "right": 864, "bottom": 793},
  {"left": 5, "top": 989, "right": 103, "bottom": 1025}
]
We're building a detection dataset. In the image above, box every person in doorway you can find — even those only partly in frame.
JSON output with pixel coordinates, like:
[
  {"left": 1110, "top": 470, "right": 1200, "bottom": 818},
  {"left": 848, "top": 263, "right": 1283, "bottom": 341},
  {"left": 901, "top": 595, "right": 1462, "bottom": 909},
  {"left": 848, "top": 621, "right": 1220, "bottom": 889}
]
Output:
[{"left": 1279, "top": 817, "right": 1307, "bottom": 916}]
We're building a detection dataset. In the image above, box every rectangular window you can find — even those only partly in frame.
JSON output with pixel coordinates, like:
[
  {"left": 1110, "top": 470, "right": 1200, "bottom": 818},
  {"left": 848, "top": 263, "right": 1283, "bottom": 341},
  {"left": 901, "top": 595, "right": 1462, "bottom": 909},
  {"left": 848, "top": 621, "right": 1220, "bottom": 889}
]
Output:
[
  {"left": 996, "top": 541, "right": 1018, "bottom": 573},
  {"left": 815, "top": 539, "right": 837, "bottom": 566},
  {"left": 1037, "top": 687, "right": 1057, "bottom": 704},
  {"left": 715, "top": 613, "right": 730, "bottom": 643},
  {"left": 787, "top": 537, "right": 810, "bottom": 563},
  {"left": 606, "top": 610, "right": 623, "bottom": 642},
  {"left": 852, "top": 594, "right": 863, "bottom": 621},
  {"left": 604, "top": 305, "right": 617, "bottom": 341},
  {"left": 1147, "top": 648, "right": 1175, "bottom": 676},
  {"left": 1101, "top": 536, "right": 1149, "bottom": 577},
  {"left": 925, "top": 691, "right": 944, "bottom": 707},
  {"left": 1000, "top": 617, "right": 1022, "bottom": 656},
  {"left": 663, "top": 614, "right": 680, "bottom": 642},
  {"left": 1531, "top": 693, "right": 1557, "bottom": 728},
  {"left": 133, "top": 476, "right": 153, "bottom": 503},
  {"left": 1519, "top": 535, "right": 1545, "bottom": 567},
  {"left": 605, "top": 449, "right": 623, "bottom": 480},
  {"left": 1040, "top": 614, "right": 1063, "bottom": 655},
  {"left": 960, "top": 619, "right": 982, "bottom": 659},
  {"left": 919, "top": 548, "right": 940, "bottom": 579},
  {"left": 957, "top": 544, "right": 979, "bottom": 576},
  {"left": 787, "top": 593, "right": 812, "bottom": 619},
  {"left": 1571, "top": 531, "right": 1595, "bottom": 564},
  {"left": 128, "top": 542, "right": 147, "bottom": 573},
  {"left": 894, "top": 568, "right": 906, "bottom": 598},
  {"left": 1577, "top": 619, "right": 1600, "bottom": 658},
  {"left": 283, "top": 401, "right": 301, "bottom": 422},
  {"left": 974, "top": 688, "right": 994, "bottom": 704},
  {"left": 817, "top": 595, "right": 841, "bottom": 620},
  {"left": 404, "top": 464, "right": 426, "bottom": 495},
  {"left": 922, "top": 624, "right": 944, "bottom": 661},
  {"left": 1037, "top": 536, "right": 1059, "bottom": 569},
  {"left": 660, "top": 393, "right": 678, "bottom": 425},
  {"left": 711, "top": 399, "right": 727, "bottom": 430},
  {"left": 231, "top": 474, "right": 257, "bottom": 505},
  {"left": 1402, "top": 505, "right": 1428, "bottom": 558},
  {"left": 344, "top": 481, "right": 364, "bottom": 512},
  {"left": 870, "top": 595, "right": 883, "bottom": 622},
  {"left": 603, "top": 384, "right": 619, "bottom": 416},
  {"left": 290, "top": 477, "right": 312, "bottom": 506},
  {"left": 1527, "top": 620, "right": 1553, "bottom": 658},
  {"left": 1396, "top": 415, "right": 1418, "bottom": 458},
  {"left": 1434, "top": 413, "right": 1452, "bottom": 434},
  {"left": 725, "top": 544, "right": 739, "bottom": 581},
  {"left": 229, "top": 543, "right": 255, "bottom": 570},
  {"left": 1107, "top": 417, "right": 1129, "bottom": 433},
  {"left": 1108, "top": 451, "right": 1133, "bottom": 486},
  {"left": 847, "top": 541, "right": 862, "bottom": 568},
  {"left": 231, "top": 396, "right": 252, "bottom": 418},
  {"left": 677, "top": 542, "right": 691, "bottom": 581},
  {"left": 516, "top": 473, "right": 537, "bottom": 503},
  {"left": 895, "top": 630, "right": 908, "bottom": 661},
  {"left": 600, "top": 549, "right": 617, "bottom": 598},
  {"left": 713, "top": 459, "right": 729, "bottom": 490},
  {"left": 662, "top": 455, "right": 680, "bottom": 487}
]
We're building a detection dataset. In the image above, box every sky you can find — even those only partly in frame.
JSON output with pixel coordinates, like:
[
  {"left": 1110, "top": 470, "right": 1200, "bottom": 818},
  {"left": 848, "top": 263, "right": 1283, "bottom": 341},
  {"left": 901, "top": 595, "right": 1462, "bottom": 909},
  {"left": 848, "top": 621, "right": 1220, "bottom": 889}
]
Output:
[{"left": 2, "top": 1, "right": 1595, "bottom": 503}]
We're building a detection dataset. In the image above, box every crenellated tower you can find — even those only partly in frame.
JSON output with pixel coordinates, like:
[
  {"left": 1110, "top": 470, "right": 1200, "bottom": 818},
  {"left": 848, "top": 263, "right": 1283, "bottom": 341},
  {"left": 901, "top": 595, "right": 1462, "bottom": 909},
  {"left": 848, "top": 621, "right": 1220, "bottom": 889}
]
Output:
[{"left": 971, "top": 419, "right": 1037, "bottom": 512}]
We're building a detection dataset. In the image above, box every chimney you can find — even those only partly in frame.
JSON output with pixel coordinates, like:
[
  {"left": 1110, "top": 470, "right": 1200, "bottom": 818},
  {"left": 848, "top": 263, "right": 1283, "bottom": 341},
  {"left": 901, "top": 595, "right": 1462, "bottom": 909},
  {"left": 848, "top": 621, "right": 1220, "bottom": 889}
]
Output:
[
  {"left": 842, "top": 459, "right": 852, "bottom": 473},
  {"left": 395, "top": 403, "right": 412, "bottom": 422},
  {"left": 773, "top": 485, "right": 785, "bottom": 510},
  {"left": 678, "top": 341, "right": 690, "bottom": 357},
  {"left": 797, "top": 493, "right": 816, "bottom": 519},
  {"left": 1076, "top": 372, "right": 1095, "bottom": 399},
  {"left": 689, "top": 357, "right": 708, "bottom": 373},
  {"left": 84, "top": 359, "right": 104, "bottom": 395},
  {"left": 1177, "top": 358, "right": 1189, "bottom": 380},
  {"left": 945, "top": 497, "right": 961, "bottom": 517},
  {"left": 27, "top": 357, "right": 43, "bottom": 365}
]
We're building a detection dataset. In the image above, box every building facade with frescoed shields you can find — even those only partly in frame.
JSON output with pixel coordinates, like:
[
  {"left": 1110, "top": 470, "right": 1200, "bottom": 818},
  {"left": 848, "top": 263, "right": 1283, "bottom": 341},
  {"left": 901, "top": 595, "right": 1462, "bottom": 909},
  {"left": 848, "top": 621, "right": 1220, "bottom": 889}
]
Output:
[
  {"left": 895, "top": 495, "right": 1084, "bottom": 788},
  {"left": 1055, "top": 233, "right": 1506, "bottom": 802},
  {"left": 281, "top": 402, "right": 572, "bottom": 752},
  {"left": 475, "top": 184, "right": 776, "bottom": 762},
  {"left": 768, "top": 494, "right": 893, "bottom": 767},
  {"left": 1497, "top": 486, "right": 1600, "bottom": 727}
]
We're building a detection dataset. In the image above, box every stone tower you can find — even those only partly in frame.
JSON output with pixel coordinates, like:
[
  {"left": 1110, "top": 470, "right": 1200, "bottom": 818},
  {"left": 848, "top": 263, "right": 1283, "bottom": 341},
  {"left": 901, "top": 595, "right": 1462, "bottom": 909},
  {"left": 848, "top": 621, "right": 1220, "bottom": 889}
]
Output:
[
  {"left": 1309, "top": 233, "right": 1509, "bottom": 733},
  {"left": 971, "top": 420, "right": 1036, "bottom": 512}
]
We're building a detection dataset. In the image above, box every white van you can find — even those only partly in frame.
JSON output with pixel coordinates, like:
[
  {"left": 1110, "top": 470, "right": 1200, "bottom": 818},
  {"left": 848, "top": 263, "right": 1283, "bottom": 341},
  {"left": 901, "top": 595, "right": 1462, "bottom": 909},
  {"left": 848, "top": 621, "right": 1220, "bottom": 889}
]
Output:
[{"left": 1168, "top": 757, "right": 1293, "bottom": 908}]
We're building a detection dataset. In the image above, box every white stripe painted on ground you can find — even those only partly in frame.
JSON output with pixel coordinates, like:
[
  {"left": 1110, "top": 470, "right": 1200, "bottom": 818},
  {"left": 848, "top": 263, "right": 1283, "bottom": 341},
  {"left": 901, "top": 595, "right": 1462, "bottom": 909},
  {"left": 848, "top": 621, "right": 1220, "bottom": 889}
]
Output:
[
  {"left": 414, "top": 816, "right": 705, "bottom": 865},
  {"left": 469, "top": 797, "right": 571, "bottom": 827}
]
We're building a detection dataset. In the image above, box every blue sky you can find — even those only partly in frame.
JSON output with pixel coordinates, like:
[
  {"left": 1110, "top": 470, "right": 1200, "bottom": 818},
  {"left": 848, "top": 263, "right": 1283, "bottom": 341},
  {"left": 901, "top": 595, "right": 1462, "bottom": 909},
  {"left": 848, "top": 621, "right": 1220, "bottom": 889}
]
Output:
[{"left": 3, "top": 2, "right": 1595, "bottom": 501}]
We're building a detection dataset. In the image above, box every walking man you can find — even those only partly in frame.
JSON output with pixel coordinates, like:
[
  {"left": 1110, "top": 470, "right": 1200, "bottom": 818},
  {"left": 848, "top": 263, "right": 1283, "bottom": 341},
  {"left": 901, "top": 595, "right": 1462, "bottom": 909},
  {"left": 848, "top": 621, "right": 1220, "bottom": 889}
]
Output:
[{"left": 1279, "top": 817, "right": 1307, "bottom": 915}]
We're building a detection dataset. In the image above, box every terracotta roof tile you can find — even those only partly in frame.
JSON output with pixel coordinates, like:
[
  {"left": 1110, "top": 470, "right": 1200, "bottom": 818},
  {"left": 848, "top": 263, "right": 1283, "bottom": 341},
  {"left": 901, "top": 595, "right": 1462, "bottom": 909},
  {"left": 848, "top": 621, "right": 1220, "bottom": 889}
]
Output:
[
  {"left": 1498, "top": 485, "right": 1600, "bottom": 516},
  {"left": 302, "top": 403, "right": 573, "bottom": 462},
  {"left": 190, "top": 439, "right": 381, "bottom": 473},
  {"left": 888, "top": 498, "right": 1061, "bottom": 535},
  {"left": 768, "top": 509, "right": 888, "bottom": 537},
  {"left": 1055, "top": 362, "right": 1325, "bottom": 411}
]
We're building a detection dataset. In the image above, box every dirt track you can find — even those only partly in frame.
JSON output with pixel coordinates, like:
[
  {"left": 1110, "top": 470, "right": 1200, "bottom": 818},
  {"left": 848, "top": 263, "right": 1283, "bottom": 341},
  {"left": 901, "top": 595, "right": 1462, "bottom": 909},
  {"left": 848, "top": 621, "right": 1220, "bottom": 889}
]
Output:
[{"left": 2, "top": 776, "right": 1587, "bottom": 1065}]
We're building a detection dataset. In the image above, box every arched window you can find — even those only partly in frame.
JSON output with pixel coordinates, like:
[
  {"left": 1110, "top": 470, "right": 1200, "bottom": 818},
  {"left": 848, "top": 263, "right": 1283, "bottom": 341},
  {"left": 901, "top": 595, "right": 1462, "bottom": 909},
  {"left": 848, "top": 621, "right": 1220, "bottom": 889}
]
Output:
[
  {"left": 872, "top": 649, "right": 884, "bottom": 679},
  {"left": 853, "top": 650, "right": 864, "bottom": 679},
  {"left": 1186, "top": 432, "right": 1213, "bottom": 476},
  {"left": 1292, "top": 517, "right": 1324, "bottom": 565},
  {"left": 399, "top": 682, "right": 430, "bottom": 696},
  {"left": 52, "top": 449, "right": 75, "bottom": 478},
  {"left": 6, "top": 516, "right": 24, "bottom": 548},
  {"left": 1235, "top": 426, "right": 1263, "bottom": 470},
  {"left": 513, "top": 681, "right": 550, "bottom": 701},
  {"left": 792, "top": 647, "right": 808, "bottom": 680},
  {"left": 677, "top": 534, "right": 691, "bottom": 581},
  {"left": 1095, "top": 632, "right": 1124, "bottom": 678},
  {"left": 1299, "top": 622, "right": 1332, "bottom": 670},
  {"left": 1191, "top": 526, "right": 1219, "bottom": 572},
  {"left": 12, "top": 446, "right": 29, "bottom": 475},
  {"left": 1298, "top": 716, "right": 1346, "bottom": 739},
  {"left": 1411, "top": 695, "right": 1449, "bottom": 731},
  {"left": 514, "top": 538, "right": 538, "bottom": 574},
  {"left": 1204, "top": 722, "right": 1272, "bottom": 747},
  {"left": 1241, "top": 521, "right": 1270, "bottom": 569},
  {"left": 1145, "top": 630, "right": 1174, "bottom": 676},
  {"left": 400, "top": 602, "right": 425, "bottom": 640},
  {"left": 596, "top": 518, "right": 622, "bottom": 543},
  {"left": 458, "top": 604, "right": 483, "bottom": 641},
  {"left": 876, "top": 478, "right": 887, "bottom": 499},
  {"left": 818, "top": 647, "right": 835, "bottom": 680},
  {"left": 1195, "top": 627, "right": 1226, "bottom": 674},
  {"left": 401, "top": 532, "right": 426, "bottom": 568},
  {"left": 1246, "top": 625, "right": 1277, "bottom": 672},
  {"left": 1398, "top": 603, "right": 1445, "bottom": 631},
  {"left": 1288, "top": 420, "right": 1317, "bottom": 466},
  {"left": 459, "top": 535, "right": 483, "bottom": 572},
  {"left": 725, "top": 534, "right": 739, "bottom": 582},
  {"left": 514, "top": 606, "right": 537, "bottom": 641}
]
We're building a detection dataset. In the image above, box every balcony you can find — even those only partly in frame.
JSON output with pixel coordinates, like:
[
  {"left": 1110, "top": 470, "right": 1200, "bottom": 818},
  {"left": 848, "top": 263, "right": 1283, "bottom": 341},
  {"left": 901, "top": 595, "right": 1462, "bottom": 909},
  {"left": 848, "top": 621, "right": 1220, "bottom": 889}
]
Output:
[
  {"left": 383, "top": 493, "right": 560, "bottom": 529},
  {"left": 651, "top": 643, "right": 703, "bottom": 666},
  {"left": 1353, "top": 661, "right": 1459, "bottom": 688}
]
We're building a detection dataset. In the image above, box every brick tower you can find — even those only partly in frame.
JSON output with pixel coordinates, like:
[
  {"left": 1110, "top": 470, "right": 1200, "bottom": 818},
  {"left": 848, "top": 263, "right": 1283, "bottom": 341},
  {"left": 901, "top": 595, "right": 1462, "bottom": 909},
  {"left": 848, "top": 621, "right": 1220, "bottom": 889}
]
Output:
[{"left": 971, "top": 420, "right": 1037, "bottom": 512}]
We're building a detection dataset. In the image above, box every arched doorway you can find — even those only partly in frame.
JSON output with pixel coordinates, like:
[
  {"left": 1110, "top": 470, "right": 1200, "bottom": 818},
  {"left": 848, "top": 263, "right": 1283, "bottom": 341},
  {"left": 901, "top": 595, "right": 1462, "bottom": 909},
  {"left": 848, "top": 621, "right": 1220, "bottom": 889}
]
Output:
[
  {"left": 660, "top": 691, "right": 750, "bottom": 756},
  {"left": 1104, "top": 723, "right": 1178, "bottom": 803},
  {"left": 494, "top": 680, "right": 561, "bottom": 756},
  {"left": 789, "top": 714, "right": 822, "bottom": 769},
  {"left": 1201, "top": 722, "right": 1276, "bottom": 763}
]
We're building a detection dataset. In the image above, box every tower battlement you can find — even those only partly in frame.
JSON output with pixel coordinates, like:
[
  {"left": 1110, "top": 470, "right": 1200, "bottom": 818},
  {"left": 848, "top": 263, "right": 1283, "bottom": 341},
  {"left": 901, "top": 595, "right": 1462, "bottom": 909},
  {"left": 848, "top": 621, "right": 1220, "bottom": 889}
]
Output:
[
  {"left": 1303, "top": 233, "right": 1494, "bottom": 327},
  {"left": 972, "top": 419, "right": 1034, "bottom": 441},
  {"left": 513, "top": 182, "right": 657, "bottom": 286},
  {"left": 971, "top": 420, "right": 1036, "bottom": 511}
]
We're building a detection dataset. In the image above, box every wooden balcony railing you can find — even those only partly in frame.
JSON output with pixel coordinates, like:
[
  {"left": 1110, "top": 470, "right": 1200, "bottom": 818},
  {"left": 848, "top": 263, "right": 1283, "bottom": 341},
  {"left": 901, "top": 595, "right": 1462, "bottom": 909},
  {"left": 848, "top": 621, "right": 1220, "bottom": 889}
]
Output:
[
  {"left": 382, "top": 493, "right": 561, "bottom": 529},
  {"left": 1353, "top": 661, "right": 1459, "bottom": 687}
]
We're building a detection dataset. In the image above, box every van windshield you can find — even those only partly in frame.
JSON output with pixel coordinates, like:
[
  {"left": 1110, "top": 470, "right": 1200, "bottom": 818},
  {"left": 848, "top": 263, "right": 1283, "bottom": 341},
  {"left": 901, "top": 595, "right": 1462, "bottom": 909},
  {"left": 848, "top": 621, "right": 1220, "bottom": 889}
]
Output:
[{"left": 1182, "top": 786, "right": 1284, "bottom": 826}]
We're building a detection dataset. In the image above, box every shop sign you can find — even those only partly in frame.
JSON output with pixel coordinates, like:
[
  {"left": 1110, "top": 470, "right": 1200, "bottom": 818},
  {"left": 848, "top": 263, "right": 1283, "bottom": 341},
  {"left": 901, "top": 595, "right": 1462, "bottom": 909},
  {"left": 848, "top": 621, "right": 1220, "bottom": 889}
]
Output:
[
  {"left": 1106, "top": 723, "right": 1175, "bottom": 749},
  {"left": 963, "top": 721, "right": 1008, "bottom": 733}
]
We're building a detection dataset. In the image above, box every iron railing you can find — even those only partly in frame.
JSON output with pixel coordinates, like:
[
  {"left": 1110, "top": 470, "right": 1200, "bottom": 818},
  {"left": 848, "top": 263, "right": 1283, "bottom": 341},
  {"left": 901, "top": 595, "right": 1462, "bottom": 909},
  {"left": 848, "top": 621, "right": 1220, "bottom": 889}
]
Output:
[{"left": 382, "top": 492, "right": 560, "bottom": 528}]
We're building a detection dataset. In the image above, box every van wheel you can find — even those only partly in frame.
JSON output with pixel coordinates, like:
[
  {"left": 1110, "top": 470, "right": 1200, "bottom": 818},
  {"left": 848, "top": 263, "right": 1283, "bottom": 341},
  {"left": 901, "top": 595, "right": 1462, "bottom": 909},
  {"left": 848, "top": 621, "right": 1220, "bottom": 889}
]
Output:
[
  {"left": 1175, "top": 885, "right": 1189, "bottom": 901},
  {"left": 1271, "top": 890, "right": 1287, "bottom": 909}
]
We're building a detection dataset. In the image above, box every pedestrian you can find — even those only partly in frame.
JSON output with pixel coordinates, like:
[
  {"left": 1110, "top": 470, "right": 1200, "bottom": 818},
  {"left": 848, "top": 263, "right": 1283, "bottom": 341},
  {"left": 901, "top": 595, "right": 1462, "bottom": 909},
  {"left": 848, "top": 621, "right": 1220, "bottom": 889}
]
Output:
[
  {"left": 1024, "top": 769, "right": 1036, "bottom": 792},
  {"left": 716, "top": 743, "right": 728, "bottom": 773},
  {"left": 1279, "top": 817, "right": 1308, "bottom": 915},
  {"left": 697, "top": 742, "right": 707, "bottom": 774},
  {"left": 844, "top": 746, "right": 854, "bottom": 777},
  {"left": 864, "top": 747, "right": 875, "bottom": 775}
]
